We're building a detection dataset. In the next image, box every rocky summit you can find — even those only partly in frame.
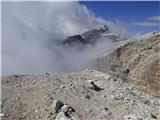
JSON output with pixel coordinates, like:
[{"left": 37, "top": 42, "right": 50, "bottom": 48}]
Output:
[{"left": 62, "top": 25, "right": 121, "bottom": 48}]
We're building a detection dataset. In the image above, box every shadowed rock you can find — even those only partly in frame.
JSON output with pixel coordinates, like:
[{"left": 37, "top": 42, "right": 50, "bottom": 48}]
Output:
[
  {"left": 53, "top": 100, "right": 64, "bottom": 113},
  {"left": 89, "top": 81, "right": 104, "bottom": 91}
]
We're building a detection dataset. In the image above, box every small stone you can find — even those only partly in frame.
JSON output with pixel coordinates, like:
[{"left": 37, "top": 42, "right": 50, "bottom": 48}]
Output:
[
  {"left": 68, "top": 106, "right": 75, "bottom": 115},
  {"left": 32, "top": 80, "right": 37, "bottom": 85},
  {"left": 46, "top": 106, "right": 50, "bottom": 111},
  {"left": 88, "top": 80, "right": 93, "bottom": 83},
  {"left": 69, "top": 83, "right": 73, "bottom": 86},
  {"left": 35, "top": 109, "right": 38, "bottom": 113},
  {"left": 85, "top": 95, "right": 91, "bottom": 100},
  {"left": 61, "top": 105, "right": 69, "bottom": 113},
  {"left": 89, "top": 81, "right": 104, "bottom": 91},
  {"left": 14, "top": 75, "right": 20, "bottom": 78},
  {"left": 50, "top": 96, "right": 53, "bottom": 100},
  {"left": 104, "top": 75, "right": 111, "bottom": 79},
  {"left": 113, "top": 78, "right": 117, "bottom": 82},
  {"left": 104, "top": 107, "right": 109, "bottom": 111},
  {"left": 16, "top": 97, "right": 20, "bottom": 100},
  {"left": 45, "top": 72, "right": 50, "bottom": 75},
  {"left": 35, "top": 116, "right": 40, "bottom": 119},
  {"left": 151, "top": 113, "right": 157, "bottom": 119},
  {"left": 103, "top": 95, "right": 107, "bottom": 97},
  {"left": 59, "top": 85, "right": 65, "bottom": 89},
  {"left": 0, "top": 113, "right": 5, "bottom": 117},
  {"left": 15, "top": 83, "right": 21, "bottom": 87}
]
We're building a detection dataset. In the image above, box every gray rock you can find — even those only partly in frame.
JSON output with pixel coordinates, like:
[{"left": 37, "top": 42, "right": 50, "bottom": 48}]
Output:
[
  {"left": 53, "top": 100, "right": 64, "bottom": 113},
  {"left": 89, "top": 81, "right": 104, "bottom": 91},
  {"left": 55, "top": 111, "right": 70, "bottom": 120},
  {"left": 56, "top": 105, "right": 76, "bottom": 120},
  {"left": 61, "top": 105, "right": 69, "bottom": 113},
  {"left": 0, "top": 113, "right": 6, "bottom": 117}
]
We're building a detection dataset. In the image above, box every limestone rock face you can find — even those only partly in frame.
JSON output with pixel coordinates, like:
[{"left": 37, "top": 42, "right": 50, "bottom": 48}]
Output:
[{"left": 96, "top": 32, "right": 160, "bottom": 96}]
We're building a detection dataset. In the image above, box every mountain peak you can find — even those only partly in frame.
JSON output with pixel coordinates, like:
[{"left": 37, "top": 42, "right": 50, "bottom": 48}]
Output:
[{"left": 63, "top": 24, "right": 121, "bottom": 48}]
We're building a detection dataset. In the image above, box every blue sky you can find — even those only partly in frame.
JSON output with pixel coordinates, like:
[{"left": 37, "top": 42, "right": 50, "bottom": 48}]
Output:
[{"left": 80, "top": 1, "right": 160, "bottom": 33}]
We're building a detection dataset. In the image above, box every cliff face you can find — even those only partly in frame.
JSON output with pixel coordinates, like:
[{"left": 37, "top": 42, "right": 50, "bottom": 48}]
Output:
[{"left": 97, "top": 32, "right": 160, "bottom": 97}]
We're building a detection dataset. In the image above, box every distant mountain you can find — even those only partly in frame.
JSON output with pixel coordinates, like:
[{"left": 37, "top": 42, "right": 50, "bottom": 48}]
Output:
[{"left": 62, "top": 25, "right": 121, "bottom": 48}]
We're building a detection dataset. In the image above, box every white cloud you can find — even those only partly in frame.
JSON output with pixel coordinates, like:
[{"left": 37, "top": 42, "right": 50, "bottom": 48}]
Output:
[
  {"left": 131, "top": 15, "right": 160, "bottom": 27},
  {"left": 132, "top": 22, "right": 159, "bottom": 27},
  {"left": 2, "top": 1, "right": 125, "bottom": 75},
  {"left": 149, "top": 16, "right": 160, "bottom": 21}
]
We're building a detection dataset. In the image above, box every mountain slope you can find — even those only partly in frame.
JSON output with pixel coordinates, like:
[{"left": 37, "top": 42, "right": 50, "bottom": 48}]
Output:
[{"left": 1, "top": 70, "right": 160, "bottom": 120}]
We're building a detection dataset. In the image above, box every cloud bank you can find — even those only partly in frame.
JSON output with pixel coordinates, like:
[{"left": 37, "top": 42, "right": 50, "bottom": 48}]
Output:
[
  {"left": 149, "top": 16, "right": 160, "bottom": 21},
  {"left": 2, "top": 2, "right": 124, "bottom": 75},
  {"left": 132, "top": 22, "right": 159, "bottom": 27},
  {"left": 132, "top": 15, "right": 160, "bottom": 27}
]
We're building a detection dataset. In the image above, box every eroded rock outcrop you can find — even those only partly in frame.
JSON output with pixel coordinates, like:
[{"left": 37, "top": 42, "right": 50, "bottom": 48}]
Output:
[{"left": 97, "top": 32, "right": 160, "bottom": 96}]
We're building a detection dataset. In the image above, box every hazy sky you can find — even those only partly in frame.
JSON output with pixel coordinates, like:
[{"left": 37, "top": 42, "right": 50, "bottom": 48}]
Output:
[
  {"left": 81, "top": 1, "right": 160, "bottom": 33},
  {"left": 2, "top": 1, "right": 117, "bottom": 75}
]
